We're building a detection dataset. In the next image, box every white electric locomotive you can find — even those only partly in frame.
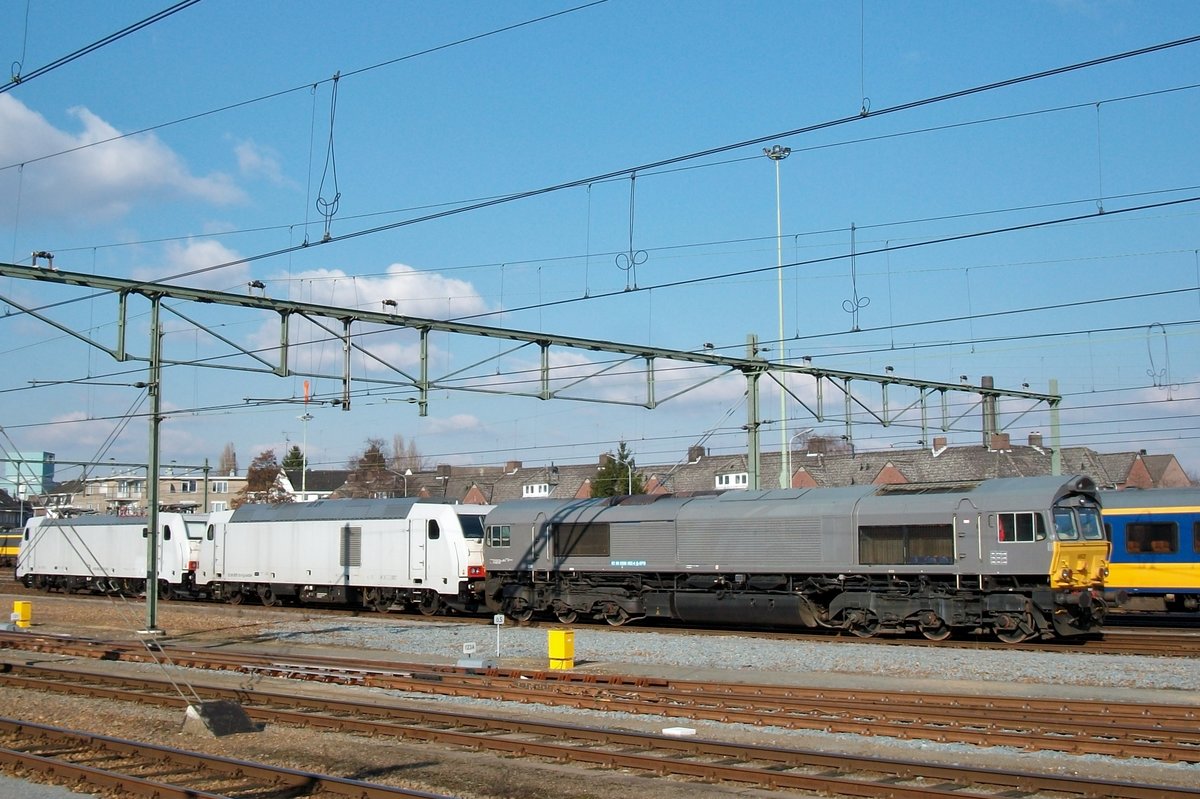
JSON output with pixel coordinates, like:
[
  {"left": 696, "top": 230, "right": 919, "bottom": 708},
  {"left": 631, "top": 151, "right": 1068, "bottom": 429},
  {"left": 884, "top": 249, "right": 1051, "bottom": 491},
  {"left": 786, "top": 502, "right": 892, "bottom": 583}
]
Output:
[
  {"left": 17, "top": 513, "right": 206, "bottom": 597},
  {"left": 481, "top": 475, "right": 1111, "bottom": 642},
  {"left": 195, "top": 498, "right": 491, "bottom": 614}
]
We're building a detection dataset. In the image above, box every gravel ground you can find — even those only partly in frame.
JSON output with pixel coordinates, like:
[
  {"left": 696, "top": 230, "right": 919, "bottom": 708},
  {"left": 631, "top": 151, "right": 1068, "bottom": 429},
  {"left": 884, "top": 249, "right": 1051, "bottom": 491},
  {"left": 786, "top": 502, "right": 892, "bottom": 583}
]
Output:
[{"left": 2, "top": 592, "right": 1199, "bottom": 798}]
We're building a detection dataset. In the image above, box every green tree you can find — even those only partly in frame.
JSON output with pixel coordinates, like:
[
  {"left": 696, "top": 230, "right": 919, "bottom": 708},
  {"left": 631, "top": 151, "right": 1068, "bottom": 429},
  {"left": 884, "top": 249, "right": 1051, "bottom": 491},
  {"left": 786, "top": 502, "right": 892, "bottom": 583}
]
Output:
[
  {"left": 230, "top": 449, "right": 292, "bottom": 508},
  {"left": 282, "top": 445, "right": 305, "bottom": 470},
  {"left": 592, "top": 441, "right": 645, "bottom": 497}
]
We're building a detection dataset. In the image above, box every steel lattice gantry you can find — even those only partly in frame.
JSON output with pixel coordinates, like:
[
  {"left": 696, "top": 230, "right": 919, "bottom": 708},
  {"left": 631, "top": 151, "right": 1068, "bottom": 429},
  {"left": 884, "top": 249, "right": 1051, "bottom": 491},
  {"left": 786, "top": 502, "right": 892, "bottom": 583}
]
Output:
[{"left": 0, "top": 262, "right": 1060, "bottom": 490}]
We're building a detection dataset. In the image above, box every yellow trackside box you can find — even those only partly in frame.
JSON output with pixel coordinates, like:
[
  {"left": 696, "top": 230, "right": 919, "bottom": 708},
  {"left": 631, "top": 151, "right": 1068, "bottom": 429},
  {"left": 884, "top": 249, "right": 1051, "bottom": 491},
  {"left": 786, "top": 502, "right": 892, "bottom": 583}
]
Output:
[
  {"left": 12, "top": 601, "right": 31, "bottom": 629},
  {"left": 548, "top": 628, "right": 574, "bottom": 670}
]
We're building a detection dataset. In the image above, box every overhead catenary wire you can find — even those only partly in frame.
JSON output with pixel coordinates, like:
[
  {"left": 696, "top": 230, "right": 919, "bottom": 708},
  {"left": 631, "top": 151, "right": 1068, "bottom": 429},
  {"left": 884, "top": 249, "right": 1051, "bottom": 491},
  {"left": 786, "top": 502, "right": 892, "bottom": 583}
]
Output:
[{"left": 1, "top": 0, "right": 202, "bottom": 94}]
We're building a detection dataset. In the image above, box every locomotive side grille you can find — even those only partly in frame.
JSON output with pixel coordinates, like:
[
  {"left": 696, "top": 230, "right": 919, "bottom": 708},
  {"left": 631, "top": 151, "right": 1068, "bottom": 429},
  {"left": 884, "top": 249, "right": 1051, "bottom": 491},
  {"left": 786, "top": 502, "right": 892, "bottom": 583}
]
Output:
[
  {"left": 340, "top": 525, "right": 362, "bottom": 567},
  {"left": 678, "top": 518, "right": 822, "bottom": 565}
]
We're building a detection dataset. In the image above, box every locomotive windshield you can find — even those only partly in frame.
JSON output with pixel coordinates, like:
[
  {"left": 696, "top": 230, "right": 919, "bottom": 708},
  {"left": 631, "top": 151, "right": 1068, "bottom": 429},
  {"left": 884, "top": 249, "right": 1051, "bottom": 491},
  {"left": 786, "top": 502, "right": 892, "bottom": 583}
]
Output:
[
  {"left": 1052, "top": 506, "right": 1106, "bottom": 541},
  {"left": 458, "top": 514, "right": 486, "bottom": 541},
  {"left": 1076, "top": 506, "right": 1105, "bottom": 540}
]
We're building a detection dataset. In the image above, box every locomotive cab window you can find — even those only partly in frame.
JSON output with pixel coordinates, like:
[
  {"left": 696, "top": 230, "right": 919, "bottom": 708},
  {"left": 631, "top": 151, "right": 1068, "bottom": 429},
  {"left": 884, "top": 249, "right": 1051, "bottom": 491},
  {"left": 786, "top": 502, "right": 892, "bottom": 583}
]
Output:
[
  {"left": 996, "top": 512, "right": 1046, "bottom": 542},
  {"left": 487, "top": 524, "right": 511, "bottom": 547},
  {"left": 1125, "top": 522, "right": 1177, "bottom": 554},
  {"left": 428, "top": 520, "right": 440, "bottom": 540}
]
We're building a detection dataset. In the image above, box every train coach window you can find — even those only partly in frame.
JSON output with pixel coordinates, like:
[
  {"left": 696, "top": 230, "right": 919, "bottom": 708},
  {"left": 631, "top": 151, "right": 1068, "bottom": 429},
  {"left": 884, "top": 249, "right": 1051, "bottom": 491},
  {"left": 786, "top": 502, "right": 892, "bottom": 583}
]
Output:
[
  {"left": 487, "top": 525, "right": 511, "bottom": 547},
  {"left": 1126, "top": 522, "right": 1177, "bottom": 555},
  {"left": 996, "top": 512, "right": 1046, "bottom": 543},
  {"left": 1194, "top": 522, "right": 1200, "bottom": 555}
]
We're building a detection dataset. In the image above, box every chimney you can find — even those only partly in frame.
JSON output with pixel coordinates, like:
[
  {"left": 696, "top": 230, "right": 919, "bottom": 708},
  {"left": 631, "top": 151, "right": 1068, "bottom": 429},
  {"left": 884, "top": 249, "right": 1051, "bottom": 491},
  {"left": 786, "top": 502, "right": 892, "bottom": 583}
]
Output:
[
  {"left": 1028, "top": 431, "right": 1043, "bottom": 449},
  {"left": 932, "top": 436, "right": 947, "bottom": 451},
  {"left": 437, "top": 463, "right": 452, "bottom": 477},
  {"left": 505, "top": 460, "right": 522, "bottom": 474},
  {"left": 989, "top": 433, "right": 1011, "bottom": 451},
  {"left": 687, "top": 445, "right": 706, "bottom": 463}
]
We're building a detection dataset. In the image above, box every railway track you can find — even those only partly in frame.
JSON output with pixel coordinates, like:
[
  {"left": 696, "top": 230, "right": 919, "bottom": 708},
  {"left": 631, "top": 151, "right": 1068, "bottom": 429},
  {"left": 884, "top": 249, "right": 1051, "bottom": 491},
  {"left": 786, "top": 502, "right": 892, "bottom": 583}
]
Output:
[
  {"left": 1, "top": 654, "right": 1198, "bottom": 799},
  {"left": 0, "top": 716, "right": 454, "bottom": 798},
  {"left": 4, "top": 581, "right": 1199, "bottom": 657},
  {"left": 3, "top": 631, "right": 1199, "bottom": 763}
]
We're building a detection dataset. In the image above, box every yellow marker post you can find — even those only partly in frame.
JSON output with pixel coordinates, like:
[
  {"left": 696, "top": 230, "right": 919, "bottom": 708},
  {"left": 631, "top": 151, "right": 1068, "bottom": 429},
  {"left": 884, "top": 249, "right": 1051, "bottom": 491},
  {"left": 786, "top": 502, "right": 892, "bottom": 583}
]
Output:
[
  {"left": 548, "top": 628, "right": 574, "bottom": 670},
  {"left": 12, "top": 601, "right": 31, "bottom": 629}
]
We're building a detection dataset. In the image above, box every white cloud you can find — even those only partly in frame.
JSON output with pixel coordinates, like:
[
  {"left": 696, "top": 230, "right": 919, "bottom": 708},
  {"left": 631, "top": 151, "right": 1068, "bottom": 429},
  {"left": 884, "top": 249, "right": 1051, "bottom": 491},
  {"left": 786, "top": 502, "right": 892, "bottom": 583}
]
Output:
[
  {"left": 131, "top": 238, "right": 250, "bottom": 290},
  {"left": 231, "top": 137, "right": 294, "bottom": 188},
  {"left": 0, "top": 95, "right": 244, "bottom": 224},
  {"left": 236, "top": 262, "right": 491, "bottom": 376}
]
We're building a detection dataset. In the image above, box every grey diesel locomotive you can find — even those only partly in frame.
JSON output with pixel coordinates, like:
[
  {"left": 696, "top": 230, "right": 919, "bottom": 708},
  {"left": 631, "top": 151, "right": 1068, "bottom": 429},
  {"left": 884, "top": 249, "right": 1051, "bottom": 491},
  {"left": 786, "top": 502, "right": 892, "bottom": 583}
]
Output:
[{"left": 481, "top": 475, "right": 1110, "bottom": 642}]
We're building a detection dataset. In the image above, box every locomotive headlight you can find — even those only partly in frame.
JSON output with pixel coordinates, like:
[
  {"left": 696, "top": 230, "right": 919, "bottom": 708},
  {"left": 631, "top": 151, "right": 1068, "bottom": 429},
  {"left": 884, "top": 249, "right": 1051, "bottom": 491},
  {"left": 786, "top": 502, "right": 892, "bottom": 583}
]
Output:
[
  {"left": 1100, "top": 566, "right": 1110, "bottom": 579},
  {"left": 1060, "top": 567, "right": 1072, "bottom": 581}
]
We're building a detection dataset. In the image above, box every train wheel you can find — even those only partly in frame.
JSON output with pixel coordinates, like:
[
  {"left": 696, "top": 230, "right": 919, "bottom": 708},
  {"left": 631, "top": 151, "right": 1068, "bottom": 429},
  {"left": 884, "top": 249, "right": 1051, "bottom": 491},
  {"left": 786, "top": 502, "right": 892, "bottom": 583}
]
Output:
[
  {"left": 157, "top": 581, "right": 173, "bottom": 601},
  {"left": 920, "top": 622, "right": 952, "bottom": 641},
  {"left": 21, "top": 574, "right": 34, "bottom": 589},
  {"left": 603, "top": 607, "right": 629, "bottom": 627},
  {"left": 993, "top": 612, "right": 1034, "bottom": 644},
  {"left": 366, "top": 589, "right": 391, "bottom": 613},
  {"left": 226, "top": 591, "right": 244, "bottom": 605},
  {"left": 844, "top": 609, "right": 879, "bottom": 638},
  {"left": 418, "top": 592, "right": 441, "bottom": 616},
  {"left": 258, "top": 587, "right": 281, "bottom": 607},
  {"left": 508, "top": 606, "right": 534, "bottom": 622},
  {"left": 555, "top": 609, "right": 578, "bottom": 624}
]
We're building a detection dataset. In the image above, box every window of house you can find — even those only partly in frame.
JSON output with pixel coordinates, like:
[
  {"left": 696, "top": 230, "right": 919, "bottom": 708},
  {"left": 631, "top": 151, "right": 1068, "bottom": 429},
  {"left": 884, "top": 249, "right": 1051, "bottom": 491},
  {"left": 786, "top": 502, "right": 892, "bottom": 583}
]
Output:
[
  {"left": 486, "top": 524, "right": 511, "bottom": 547},
  {"left": 996, "top": 512, "right": 1047, "bottom": 542},
  {"left": 715, "top": 473, "right": 749, "bottom": 489},
  {"left": 209, "top": 501, "right": 228, "bottom": 513},
  {"left": 212, "top": 481, "right": 228, "bottom": 494},
  {"left": 179, "top": 480, "right": 197, "bottom": 492},
  {"left": 522, "top": 483, "right": 550, "bottom": 497}
]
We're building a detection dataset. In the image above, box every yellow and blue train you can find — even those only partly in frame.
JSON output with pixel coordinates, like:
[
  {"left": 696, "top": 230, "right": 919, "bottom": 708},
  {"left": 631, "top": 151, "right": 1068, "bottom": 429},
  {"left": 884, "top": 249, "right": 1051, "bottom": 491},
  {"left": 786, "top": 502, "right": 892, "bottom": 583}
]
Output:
[
  {"left": 1101, "top": 488, "right": 1200, "bottom": 612},
  {"left": 0, "top": 528, "right": 20, "bottom": 567}
]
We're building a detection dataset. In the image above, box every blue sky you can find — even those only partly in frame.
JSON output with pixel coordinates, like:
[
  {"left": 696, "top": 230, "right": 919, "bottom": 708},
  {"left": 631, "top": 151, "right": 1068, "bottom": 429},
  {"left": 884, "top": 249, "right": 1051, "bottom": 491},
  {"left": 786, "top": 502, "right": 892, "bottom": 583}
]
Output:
[{"left": 2, "top": 0, "right": 1200, "bottom": 483}]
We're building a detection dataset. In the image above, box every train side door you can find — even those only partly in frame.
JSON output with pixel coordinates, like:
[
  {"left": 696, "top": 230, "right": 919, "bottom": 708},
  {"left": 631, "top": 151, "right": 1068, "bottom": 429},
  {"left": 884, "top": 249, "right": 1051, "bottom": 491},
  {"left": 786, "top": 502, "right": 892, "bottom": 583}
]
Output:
[
  {"left": 954, "top": 498, "right": 980, "bottom": 569},
  {"left": 409, "top": 519, "right": 428, "bottom": 584},
  {"left": 519, "top": 513, "right": 547, "bottom": 571}
]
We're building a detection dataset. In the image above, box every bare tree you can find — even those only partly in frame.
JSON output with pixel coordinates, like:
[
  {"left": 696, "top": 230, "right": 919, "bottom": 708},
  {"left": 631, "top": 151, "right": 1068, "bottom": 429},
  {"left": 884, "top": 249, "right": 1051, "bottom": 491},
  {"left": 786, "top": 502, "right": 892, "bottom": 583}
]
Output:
[
  {"left": 218, "top": 442, "right": 238, "bottom": 476},
  {"left": 390, "top": 433, "right": 425, "bottom": 473},
  {"left": 341, "top": 439, "right": 398, "bottom": 498}
]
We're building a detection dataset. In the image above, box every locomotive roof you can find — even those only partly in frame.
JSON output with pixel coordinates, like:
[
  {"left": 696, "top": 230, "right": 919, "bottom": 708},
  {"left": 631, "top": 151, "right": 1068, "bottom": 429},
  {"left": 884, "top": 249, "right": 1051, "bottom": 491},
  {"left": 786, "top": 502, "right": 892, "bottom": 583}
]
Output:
[
  {"left": 36, "top": 512, "right": 201, "bottom": 527},
  {"left": 1098, "top": 486, "right": 1200, "bottom": 510},
  {"left": 484, "top": 475, "right": 1099, "bottom": 524},
  {"left": 228, "top": 497, "right": 462, "bottom": 523}
]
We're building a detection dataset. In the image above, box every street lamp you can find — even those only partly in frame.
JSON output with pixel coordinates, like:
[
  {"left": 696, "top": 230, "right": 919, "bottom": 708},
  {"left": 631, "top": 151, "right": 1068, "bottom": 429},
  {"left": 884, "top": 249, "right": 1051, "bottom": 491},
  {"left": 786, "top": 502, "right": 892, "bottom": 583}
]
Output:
[
  {"left": 764, "top": 144, "right": 792, "bottom": 489},
  {"left": 298, "top": 413, "right": 313, "bottom": 499}
]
